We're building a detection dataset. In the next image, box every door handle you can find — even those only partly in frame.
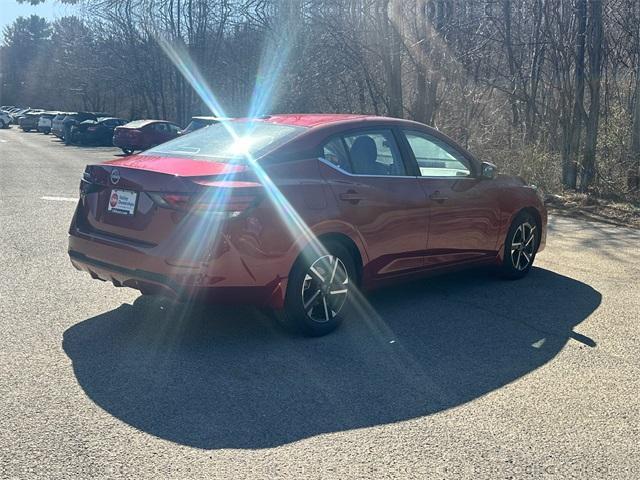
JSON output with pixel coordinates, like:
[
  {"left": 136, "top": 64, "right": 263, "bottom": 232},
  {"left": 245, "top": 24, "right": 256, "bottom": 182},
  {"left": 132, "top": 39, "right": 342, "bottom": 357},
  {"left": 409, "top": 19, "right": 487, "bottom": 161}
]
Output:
[
  {"left": 429, "top": 191, "right": 449, "bottom": 203},
  {"left": 339, "top": 190, "right": 363, "bottom": 204}
]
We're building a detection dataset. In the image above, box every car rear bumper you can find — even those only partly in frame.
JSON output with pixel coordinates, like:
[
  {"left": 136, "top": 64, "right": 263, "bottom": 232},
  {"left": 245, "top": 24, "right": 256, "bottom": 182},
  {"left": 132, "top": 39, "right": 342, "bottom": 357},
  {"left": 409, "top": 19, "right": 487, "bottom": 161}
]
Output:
[
  {"left": 68, "top": 218, "right": 289, "bottom": 308},
  {"left": 68, "top": 249, "right": 285, "bottom": 306},
  {"left": 113, "top": 138, "right": 142, "bottom": 150}
]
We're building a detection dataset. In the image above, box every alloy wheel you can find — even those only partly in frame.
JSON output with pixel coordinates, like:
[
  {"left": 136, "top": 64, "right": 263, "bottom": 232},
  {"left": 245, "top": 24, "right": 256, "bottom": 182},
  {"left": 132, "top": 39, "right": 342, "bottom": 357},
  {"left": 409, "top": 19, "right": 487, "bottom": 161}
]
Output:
[
  {"left": 510, "top": 222, "right": 536, "bottom": 271},
  {"left": 301, "top": 255, "right": 349, "bottom": 323}
]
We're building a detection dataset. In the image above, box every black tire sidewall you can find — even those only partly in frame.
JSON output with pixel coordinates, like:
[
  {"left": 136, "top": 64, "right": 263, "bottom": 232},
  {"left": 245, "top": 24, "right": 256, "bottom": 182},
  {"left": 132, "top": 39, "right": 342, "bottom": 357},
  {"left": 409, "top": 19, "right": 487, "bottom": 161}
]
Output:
[{"left": 280, "top": 241, "right": 356, "bottom": 336}]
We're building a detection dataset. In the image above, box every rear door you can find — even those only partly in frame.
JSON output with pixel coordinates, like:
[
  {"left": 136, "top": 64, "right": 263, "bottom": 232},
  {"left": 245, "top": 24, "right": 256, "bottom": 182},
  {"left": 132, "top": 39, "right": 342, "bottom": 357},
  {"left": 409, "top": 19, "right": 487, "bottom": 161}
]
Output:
[
  {"left": 319, "top": 128, "right": 429, "bottom": 280},
  {"left": 166, "top": 123, "right": 181, "bottom": 140},
  {"left": 400, "top": 129, "right": 500, "bottom": 267}
]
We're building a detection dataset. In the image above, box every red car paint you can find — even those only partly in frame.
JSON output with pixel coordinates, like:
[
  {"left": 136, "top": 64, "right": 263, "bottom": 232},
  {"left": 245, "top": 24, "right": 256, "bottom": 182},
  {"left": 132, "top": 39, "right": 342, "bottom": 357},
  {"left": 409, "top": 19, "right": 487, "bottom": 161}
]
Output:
[
  {"left": 69, "top": 114, "right": 547, "bottom": 309},
  {"left": 102, "top": 155, "right": 248, "bottom": 177}
]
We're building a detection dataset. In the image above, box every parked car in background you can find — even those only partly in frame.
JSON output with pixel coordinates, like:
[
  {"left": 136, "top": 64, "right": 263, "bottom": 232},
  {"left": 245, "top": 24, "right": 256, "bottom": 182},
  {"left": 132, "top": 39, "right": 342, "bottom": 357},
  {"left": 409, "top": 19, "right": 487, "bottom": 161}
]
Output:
[
  {"left": 179, "top": 116, "right": 228, "bottom": 135},
  {"left": 19, "top": 111, "right": 44, "bottom": 132},
  {"left": 0, "top": 110, "right": 11, "bottom": 129},
  {"left": 37, "top": 112, "right": 58, "bottom": 134},
  {"left": 113, "top": 119, "right": 181, "bottom": 155},
  {"left": 51, "top": 113, "right": 71, "bottom": 138},
  {"left": 62, "top": 112, "right": 100, "bottom": 144},
  {"left": 1, "top": 106, "right": 18, "bottom": 115},
  {"left": 1, "top": 106, "right": 18, "bottom": 118},
  {"left": 11, "top": 108, "right": 36, "bottom": 124},
  {"left": 71, "top": 117, "right": 126, "bottom": 146}
]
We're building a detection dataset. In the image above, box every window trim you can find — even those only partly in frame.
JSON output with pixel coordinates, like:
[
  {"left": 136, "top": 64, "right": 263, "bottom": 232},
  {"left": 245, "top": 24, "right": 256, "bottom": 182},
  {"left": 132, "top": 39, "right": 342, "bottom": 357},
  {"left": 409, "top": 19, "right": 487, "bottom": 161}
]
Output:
[
  {"left": 400, "top": 128, "right": 478, "bottom": 178},
  {"left": 321, "top": 135, "right": 353, "bottom": 173}
]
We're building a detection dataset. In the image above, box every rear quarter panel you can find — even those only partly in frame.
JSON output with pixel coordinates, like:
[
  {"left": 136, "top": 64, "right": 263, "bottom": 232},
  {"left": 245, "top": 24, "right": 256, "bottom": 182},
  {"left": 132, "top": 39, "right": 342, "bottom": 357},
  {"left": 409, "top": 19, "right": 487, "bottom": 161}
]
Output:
[{"left": 218, "top": 157, "right": 367, "bottom": 290}]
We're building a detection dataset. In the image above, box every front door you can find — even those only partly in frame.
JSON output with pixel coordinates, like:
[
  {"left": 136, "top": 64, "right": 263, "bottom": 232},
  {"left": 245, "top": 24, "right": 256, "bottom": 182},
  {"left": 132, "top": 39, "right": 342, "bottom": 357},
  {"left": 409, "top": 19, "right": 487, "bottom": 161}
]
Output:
[{"left": 400, "top": 129, "right": 500, "bottom": 267}]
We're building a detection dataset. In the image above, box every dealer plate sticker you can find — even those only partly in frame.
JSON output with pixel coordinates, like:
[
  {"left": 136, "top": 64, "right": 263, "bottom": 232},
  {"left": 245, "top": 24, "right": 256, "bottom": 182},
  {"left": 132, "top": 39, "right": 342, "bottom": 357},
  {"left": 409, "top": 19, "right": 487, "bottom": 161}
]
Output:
[{"left": 108, "top": 189, "right": 137, "bottom": 215}]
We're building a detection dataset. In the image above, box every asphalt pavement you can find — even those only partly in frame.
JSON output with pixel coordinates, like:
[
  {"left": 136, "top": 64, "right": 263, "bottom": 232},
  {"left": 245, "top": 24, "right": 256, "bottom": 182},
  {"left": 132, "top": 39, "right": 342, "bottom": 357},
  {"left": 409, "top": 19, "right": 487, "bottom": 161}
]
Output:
[{"left": 0, "top": 126, "right": 638, "bottom": 479}]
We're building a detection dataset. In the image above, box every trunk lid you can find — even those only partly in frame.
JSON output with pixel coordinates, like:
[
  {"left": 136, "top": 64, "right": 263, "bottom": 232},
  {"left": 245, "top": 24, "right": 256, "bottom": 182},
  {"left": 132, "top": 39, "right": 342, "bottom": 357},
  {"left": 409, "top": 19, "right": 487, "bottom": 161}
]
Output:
[
  {"left": 76, "top": 155, "right": 250, "bottom": 245},
  {"left": 113, "top": 126, "right": 140, "bottom": 143}
]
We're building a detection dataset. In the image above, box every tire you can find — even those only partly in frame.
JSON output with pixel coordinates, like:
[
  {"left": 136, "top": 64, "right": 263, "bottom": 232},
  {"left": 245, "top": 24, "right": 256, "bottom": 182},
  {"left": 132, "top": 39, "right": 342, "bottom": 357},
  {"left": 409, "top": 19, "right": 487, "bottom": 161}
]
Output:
[
  {"left": 274, "top": 241, "right": 356, "bottom": 336},
  {"left": 500, "top": 211, "right": 539, "bottom": 279},
  {"left": 22, "top": 127, "right": 30, "bottom": 132},
  {"left": 122, "top": 148, "right": 134, "bottom": 155},
  {"left": 0, "top": 120, "right": 5, "bottom": 129}
]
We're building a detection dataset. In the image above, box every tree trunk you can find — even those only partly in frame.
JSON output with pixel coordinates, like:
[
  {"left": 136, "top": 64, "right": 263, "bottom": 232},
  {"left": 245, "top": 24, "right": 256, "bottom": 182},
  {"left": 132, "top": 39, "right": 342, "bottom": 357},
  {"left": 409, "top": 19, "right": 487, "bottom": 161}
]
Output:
[
  {"left": 380, "top": 0, "right": 403, "bottom": 118},
  {"left": 580, "top": 0, "right": 603, "bottom": 192},
  {"left": 502, "top": 0, "right": 520, "bottom": 130},
  {"left": 630, "top": 67, "right": 640, "bottom": 191},
  {"left": 629, "top": 2, "right": 640, "bottom": 191},
  {"left": 564, "top": 0, "right": 587, "bottom": 190}
]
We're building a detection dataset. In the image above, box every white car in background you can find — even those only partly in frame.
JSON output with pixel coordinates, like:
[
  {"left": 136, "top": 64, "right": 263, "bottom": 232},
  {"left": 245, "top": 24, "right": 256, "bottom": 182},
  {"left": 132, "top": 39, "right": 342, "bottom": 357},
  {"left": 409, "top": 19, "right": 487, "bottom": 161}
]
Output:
[
  {"left": 37, "top": 112, "right": 58, "bottom": 134},
  {"left": 0, "top": 110, "right": 12, "bottom": 129}
]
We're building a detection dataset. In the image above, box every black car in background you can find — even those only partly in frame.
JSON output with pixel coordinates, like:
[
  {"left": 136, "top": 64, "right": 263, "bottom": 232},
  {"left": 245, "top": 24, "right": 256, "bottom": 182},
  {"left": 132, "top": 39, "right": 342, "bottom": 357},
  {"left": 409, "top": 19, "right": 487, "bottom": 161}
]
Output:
[
  {"left": 71, "top": 117, "right": 126, "bottom": 146},
  {"left": 61, "top": 112, "right": 108, "bottom": 144}
]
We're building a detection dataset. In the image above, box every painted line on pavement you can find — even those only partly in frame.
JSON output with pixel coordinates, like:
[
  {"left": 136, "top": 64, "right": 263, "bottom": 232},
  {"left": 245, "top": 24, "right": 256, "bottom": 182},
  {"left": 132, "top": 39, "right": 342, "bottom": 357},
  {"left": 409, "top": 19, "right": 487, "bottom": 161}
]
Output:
[{"left": 41, "top": 196, "right": 78, "bottom": 202}]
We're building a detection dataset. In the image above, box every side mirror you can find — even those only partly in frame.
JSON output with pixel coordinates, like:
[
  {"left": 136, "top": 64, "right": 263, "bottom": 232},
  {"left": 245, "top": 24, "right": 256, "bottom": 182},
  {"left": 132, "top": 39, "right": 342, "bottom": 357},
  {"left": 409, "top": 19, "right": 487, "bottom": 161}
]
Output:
[{"left": 480, "top": 161, "right": 497, "bottom": 179}]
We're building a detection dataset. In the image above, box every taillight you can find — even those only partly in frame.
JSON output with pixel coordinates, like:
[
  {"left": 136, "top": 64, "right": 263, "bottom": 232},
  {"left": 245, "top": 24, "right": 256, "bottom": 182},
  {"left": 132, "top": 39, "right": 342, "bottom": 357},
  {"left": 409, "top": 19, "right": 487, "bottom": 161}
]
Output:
[
  {"left": 79, "top": 168, "right": 102, "bottom": 196},
  {"left": 148, "top": 190, "right": 260, "bottom": 216},
  {"left": 115, "top": 128, "right": 138, "bottom": 136},
  {"left": 151, "top": 193, "right": 191, "bottom": 209}
]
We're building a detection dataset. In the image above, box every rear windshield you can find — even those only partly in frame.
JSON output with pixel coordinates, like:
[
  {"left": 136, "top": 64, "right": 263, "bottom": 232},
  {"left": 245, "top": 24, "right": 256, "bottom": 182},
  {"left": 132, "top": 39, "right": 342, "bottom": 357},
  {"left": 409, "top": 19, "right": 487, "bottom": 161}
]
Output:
[
  {"left": 123, "top": 120, "right": 152, "bottom": 128},
  {"left": 143, "top": 121, "right": 305, "bottom": 162}
]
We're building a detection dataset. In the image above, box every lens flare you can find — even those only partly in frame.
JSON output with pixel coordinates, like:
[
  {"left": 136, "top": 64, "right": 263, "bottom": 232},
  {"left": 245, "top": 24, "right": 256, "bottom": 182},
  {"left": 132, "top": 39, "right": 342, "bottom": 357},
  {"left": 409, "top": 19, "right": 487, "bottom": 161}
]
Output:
[{"left": 155, "top": 34, "right": 410, "bottom": 352}]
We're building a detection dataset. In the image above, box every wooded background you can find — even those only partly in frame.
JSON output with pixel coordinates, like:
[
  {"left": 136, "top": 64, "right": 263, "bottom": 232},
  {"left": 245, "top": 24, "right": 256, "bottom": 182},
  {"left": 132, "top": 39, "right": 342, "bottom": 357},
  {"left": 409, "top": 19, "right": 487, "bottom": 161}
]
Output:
[{"left": 2, "top": 0, "right": 639, "bottom": 200}]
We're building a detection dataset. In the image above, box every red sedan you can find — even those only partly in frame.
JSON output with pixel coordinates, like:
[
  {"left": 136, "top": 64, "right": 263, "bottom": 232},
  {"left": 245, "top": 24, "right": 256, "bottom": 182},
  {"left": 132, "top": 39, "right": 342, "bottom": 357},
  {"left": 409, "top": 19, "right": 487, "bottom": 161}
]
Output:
[
  {"left": 69, "top": 114, "right": 546, "bottom": 336},
  {"left": 113, "top": 119, "right": 181, "bottom": 155}
]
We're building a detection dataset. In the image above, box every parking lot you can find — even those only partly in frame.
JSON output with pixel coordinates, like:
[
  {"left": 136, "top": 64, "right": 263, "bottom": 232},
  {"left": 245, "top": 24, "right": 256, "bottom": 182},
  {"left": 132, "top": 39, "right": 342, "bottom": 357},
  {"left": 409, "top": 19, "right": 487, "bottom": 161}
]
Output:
[{"left": 1, "top": 126, "right": 639, "bottom": 478}]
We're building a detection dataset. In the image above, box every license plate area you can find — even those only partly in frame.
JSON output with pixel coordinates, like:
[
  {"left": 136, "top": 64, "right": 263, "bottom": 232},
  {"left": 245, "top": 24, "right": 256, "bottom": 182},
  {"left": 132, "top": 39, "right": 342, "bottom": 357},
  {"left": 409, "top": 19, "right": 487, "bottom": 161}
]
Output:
[{"left": 107, "top": 189, "right": 137, "bottom": 215}]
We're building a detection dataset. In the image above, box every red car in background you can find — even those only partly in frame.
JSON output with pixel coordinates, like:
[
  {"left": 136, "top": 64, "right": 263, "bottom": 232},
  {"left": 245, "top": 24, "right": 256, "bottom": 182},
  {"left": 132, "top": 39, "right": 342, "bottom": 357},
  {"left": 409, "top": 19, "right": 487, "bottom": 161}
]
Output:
[
  {"left": 113, "top": 119, "right": 181, "bottom": 155},
  {"left": 69, "top": 114, "right": 546, "bottom": 336}
]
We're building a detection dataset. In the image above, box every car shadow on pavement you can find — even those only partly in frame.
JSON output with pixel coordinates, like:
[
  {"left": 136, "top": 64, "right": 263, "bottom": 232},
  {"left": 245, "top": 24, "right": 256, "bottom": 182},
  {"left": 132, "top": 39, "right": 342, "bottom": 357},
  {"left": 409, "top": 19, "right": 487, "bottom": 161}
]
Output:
[{"left": 63, "top": 267, "right": 600, "bottom": 450}]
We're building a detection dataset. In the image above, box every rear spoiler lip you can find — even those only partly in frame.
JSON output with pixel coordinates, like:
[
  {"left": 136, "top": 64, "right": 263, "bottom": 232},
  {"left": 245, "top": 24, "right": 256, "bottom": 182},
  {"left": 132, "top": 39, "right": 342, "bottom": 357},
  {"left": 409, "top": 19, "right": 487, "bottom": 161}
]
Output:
[{"left": 99, "top": 155, "right": 248, "bottom": 177}]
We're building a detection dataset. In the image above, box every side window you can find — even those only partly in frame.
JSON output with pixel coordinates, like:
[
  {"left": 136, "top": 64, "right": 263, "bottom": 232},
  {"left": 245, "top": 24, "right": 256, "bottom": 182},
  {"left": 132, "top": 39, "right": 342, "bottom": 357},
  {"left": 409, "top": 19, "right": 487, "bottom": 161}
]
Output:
[
  {"left": 404, "top": 131, "right": 471, "bottom": 177},
  {"left": 343, "top": 130, "right": 406, "bottom": 176},
  {"left": 155, "top": 123, "right": 167, "bottom": 132},
  {"left": 322, "top": 137, "right": 351, "bottom": 173}
]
